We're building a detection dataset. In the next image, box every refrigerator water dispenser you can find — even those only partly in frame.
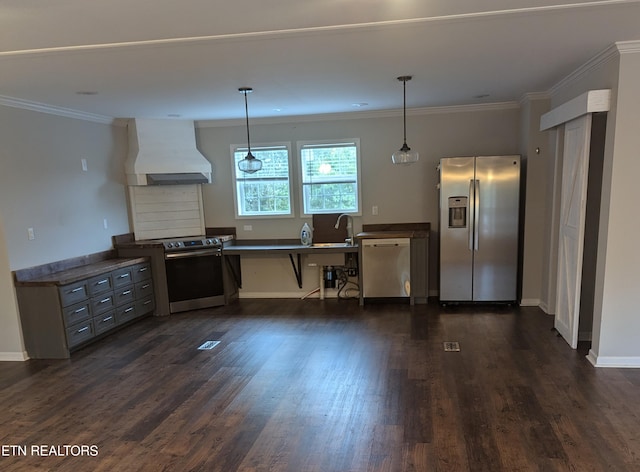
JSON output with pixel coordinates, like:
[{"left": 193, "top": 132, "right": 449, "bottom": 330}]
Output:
[{"left": 448, "top": 197, "right": 467, "bottom": 228}]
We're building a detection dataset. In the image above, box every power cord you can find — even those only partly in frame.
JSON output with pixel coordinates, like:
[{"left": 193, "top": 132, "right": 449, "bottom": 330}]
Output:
[{"left": 335, "top": 267, "right": 360, "bottom": 299}]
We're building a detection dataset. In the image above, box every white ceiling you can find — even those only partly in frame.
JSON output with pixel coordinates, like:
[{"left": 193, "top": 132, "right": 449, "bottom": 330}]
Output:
[{"left": 1, "top": 0, "right": 640, "bottom": 122}]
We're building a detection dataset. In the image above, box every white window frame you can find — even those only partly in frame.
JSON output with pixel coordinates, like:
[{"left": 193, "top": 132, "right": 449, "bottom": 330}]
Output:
[
  {"left": 230, "top": 142, "right": 294, "bottom": 219},
  {"left": 297, "top": 138, "right": 362, "bottom": 216}
]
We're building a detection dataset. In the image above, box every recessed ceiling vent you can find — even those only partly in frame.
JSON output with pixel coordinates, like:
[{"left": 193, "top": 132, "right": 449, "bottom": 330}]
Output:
[{"left": 125, "top": 118, "right": 212, "bottom": 186}]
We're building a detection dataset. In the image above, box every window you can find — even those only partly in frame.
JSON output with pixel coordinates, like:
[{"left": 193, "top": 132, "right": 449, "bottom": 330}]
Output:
[
  {"left": 299, "top": 139, "right": 361, "bottom": 215},
  {"left": 231, "top": 143, "right": 292, "bottom": 217}
]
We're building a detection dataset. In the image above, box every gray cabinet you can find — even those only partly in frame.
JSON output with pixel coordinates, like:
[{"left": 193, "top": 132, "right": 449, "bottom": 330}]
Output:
[{"left": 17, "top": 260, "right": 154, "bottom": 359}]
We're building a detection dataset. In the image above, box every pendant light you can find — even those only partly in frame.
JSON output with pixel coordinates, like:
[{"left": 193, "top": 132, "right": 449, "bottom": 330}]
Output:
[
  {"left": 391, "top": 76, "right": 419, "bottom": 165},
  {"left": 237, "top": 87, "right": 262, "bottom": 174}
]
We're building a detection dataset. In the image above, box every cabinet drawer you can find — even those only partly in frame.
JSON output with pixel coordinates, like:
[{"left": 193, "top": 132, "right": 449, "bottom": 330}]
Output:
[
  {"left": 59, "top": 282, "right": 89, "bottom": 307},
  {"left": 94, "top": 311, "right": 117, "bottom": 335},
  {"left": 136, "top": 296, "right": 155, "bottom": 316},
  {"left": 116, "top": 303, "right": 137, "bottom": 324},
  {"left": 91, "top": 293, "right": 115, "bottom": 316},
  {"left": 66, "top": 320, "right": 94, "bottom": 348},
  {"left": 114, "top": 285, "right": 135, "bottom": 306},
  {"left": 135, "top": 280, "right": 153, "bottom": 299},
  {"left": 132, "top": 262, "right": 151, "bottom": 283},
  {"left": 63, "top": 300, "right": 91, "bottom": 326},
  {"left": 87, "top": 273, "right": 113, "bottom": 296},
  {"left": 112, "top": 267, "right": 134, "bottom": 288}
]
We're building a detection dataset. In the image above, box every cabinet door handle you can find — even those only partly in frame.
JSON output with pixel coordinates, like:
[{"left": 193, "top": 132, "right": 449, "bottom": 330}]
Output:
[
  {"left": 102, "top": 316, "right": 113, "bottom": 322},
  {"left": 96, "top": 279, "right": 108, "bottom": 285},
  {"left": 77, "top": 326, "right": 89, "bottom": 333},
  {"left": 143, "top": 300, "right": 151, "bottom": 305},
  {"left": 139, "top": 267, "right": 148, "bottom": 272},
  {"left": 74, "top": 307, "right": 87, "bottom": 314},
  {"left": 124, "top": 307, "right": 134, "bottom": 313},
  {"left": 118, "top": 274, "right": 130, "bottom": 279},
  {"left": 99, "top": 298, "right": 111, "bottom": 304},
  {"left": 71, "top": 287, "right": 84, "bottom": 293},
  {"left": 141, "top": 284, "right": 150, "bottom": 289},
  {"left": 122, "top": 290, "right": 132, "bottom": 295}
]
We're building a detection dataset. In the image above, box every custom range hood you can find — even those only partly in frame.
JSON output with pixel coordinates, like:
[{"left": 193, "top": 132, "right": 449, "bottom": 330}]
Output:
[{"left": 125, "top": 118, "right": 212, "bottom": 186}]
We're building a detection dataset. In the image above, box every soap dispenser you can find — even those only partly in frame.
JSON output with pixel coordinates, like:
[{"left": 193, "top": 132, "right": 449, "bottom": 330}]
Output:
[{"left": 300, "top": 222, "right": 313, "bottom": 246}]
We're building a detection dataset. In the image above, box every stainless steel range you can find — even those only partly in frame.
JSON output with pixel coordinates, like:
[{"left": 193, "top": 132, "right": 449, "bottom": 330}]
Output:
[
  {"left": 116, "top": 234, "right": 235, "bottom": 315},
  {"left": 162, "top": 236, "right": 225, "bottom": 313}
]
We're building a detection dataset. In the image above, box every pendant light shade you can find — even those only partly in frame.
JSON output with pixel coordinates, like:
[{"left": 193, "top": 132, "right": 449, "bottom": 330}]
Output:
[
  {"left": 392, "top": 76, "right": 419, "bottom": 165},
  {"left": 238, "top": 87, "right": 262, "bottom": 174}
]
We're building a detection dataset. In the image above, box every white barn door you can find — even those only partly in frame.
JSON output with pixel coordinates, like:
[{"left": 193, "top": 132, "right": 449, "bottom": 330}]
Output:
[{"left": 555, "top": 114, "right": 592, "bottom": 348}]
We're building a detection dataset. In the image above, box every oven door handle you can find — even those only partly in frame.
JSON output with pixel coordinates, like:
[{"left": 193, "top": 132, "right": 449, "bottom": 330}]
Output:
[{"left": 165, "top": 249, "right": 221, "bottom": 260}]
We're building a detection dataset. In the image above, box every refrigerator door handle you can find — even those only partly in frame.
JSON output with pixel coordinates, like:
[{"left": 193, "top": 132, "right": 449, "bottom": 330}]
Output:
[
  {"left": 474, "top": 179, "right": 480, "bottom": 251},
  {"left": 469, "top": 179, "right": 474, "bottom": 251}
]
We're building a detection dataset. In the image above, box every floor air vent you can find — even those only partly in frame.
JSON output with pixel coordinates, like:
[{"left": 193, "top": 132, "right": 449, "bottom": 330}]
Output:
[
  {"left": 444, "top": 341, "right": 460, "bottom": 352},
  {"left": 198, "top": 340, "right": 221, "bottom": 350}
]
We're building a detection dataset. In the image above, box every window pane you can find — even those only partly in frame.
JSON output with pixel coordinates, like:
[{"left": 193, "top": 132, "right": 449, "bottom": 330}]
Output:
[
  {"left": 300, "top": 141, "right": 359, "bottom": 214},
  {"left": 233, "top": 145, "right": 292, "bottom": 217}
]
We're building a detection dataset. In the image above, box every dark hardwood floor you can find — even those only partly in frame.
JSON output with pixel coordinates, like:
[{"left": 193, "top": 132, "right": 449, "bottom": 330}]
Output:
[{"left": 1, "top": 299, "right": 640, "bottom": 471}]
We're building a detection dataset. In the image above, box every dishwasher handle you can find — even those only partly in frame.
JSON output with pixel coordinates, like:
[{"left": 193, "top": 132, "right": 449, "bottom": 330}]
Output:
[{"left": 362, "top": 238, "right": 410, "bottom": 248}]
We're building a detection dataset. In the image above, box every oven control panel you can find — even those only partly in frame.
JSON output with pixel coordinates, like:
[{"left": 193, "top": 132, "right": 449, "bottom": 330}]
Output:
[{"left": 163, "top": 237, "right": 221, "bottom": 251}]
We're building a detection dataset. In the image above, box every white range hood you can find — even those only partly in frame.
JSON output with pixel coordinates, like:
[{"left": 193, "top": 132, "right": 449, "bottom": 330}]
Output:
[{"left": 125, "top": 118, "right": 212, "bottom": 186}]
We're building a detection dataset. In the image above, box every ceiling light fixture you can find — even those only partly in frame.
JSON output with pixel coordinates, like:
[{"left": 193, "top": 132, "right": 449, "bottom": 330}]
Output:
[
  {"left": 391, "top": 76, "right": 419, "bottom": 165},
  {"left": 237, "top": 87, "right": 262, "bottom": 174}
]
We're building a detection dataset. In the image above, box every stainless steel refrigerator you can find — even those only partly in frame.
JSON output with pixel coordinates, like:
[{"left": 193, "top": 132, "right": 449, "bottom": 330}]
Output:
[{"left": 439, "top": 156, "right": 520, "bottom": 302}]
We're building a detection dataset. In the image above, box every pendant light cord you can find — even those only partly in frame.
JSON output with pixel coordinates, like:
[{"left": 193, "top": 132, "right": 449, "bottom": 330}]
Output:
[
  {"left": 402, "top": 79, "right": 407, "bottom": 146},
  {"left": 243, "top": 90, "right": 252, "bottom": 156}
]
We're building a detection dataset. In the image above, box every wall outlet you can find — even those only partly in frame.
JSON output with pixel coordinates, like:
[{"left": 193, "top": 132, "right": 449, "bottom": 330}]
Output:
[
  {"left": 27, "top": 227, "right": 35, "bottom": 240},
  {"left": 372, "top": 205, "right": 379, "bottom": 215},
  {"left": 103, "top": 218, "right": 108, "bottom": 229},
  {"left": 243, "top": 225, "right": 253, "bottom": 231},
  {"left": 81, "top": 159, "right": 88, "bottom": 172}
]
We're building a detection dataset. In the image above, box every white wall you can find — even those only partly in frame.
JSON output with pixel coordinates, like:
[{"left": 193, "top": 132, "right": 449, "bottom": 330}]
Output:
[
  {"left": 197, "top": 106, "right": 521, "bottom": 296},
  {"left": 0, "top": 218, "right": 26, "bottom": 360},
  {"left": 519, "top": 97, "right": 551, "bottom": 307},
  {"left": 593, "top": 51, "right": 640, "bottom": 365},
  {"left": 0, "top": 107, "right": 130, "bottom": 270},
  {"left": 546, "top": 45, "right": 640, "bottom": 366},
  {"left": 0, "top": 106, "right": 130, "bottom": 359}
]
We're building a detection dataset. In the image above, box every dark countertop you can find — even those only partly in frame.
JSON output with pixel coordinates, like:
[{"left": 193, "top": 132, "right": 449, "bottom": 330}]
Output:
[
  {"left": 356, "top": 222, "right": 430, "bottom": 240},
  {"left": 223, "top": 239, "right": 358, "bottom": 255},
  {"left": 356, "top": 230, "right": 428, "bottom": 239},
  {"left": 14, "top": 257, "right": 149, "bottom": 287},
  {"left": 114, "top": 240, "right": 165, "bottom": 249}
]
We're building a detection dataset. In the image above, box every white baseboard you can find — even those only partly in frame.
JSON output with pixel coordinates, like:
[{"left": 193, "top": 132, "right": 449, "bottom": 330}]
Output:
[
  {"left": 519, "top": 298, "right": 540, "bottom": 307},
  {"left": 539, "top": 301, "right": 552, "bottom": 314},
  {"left": 587, "top": 350, "right": 640, "bottom": 368},
  {"left": 0, "top": 351, "right": 29, "bottom": 362}
]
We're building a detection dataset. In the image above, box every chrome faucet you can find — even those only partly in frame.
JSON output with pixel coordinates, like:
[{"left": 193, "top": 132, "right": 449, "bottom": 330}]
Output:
[{"left": 335, "top": 213, "right": 354, "bottom": 246}]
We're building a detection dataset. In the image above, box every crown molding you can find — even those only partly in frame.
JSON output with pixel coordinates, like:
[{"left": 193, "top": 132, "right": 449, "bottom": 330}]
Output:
[
  {"left": 617, "top": 39, "right": 640, "bottom": 54},
  {"left": 196, "top": 101, "right": 520, "bottom": 128},
  {"left": 548, "top": 42, "right": 629, "bottom": 98},
  {"left": 0, "top": 95, "right": 116, "bottom": 124},
  {"left": 0, "top": 92, "right": 519, "bottom": 129},
  {"left": 548, "top": 44, "right": 618, "bottom": 97},
  {"left": 519, "top": 91, "right": 551, "bottom": 106}
]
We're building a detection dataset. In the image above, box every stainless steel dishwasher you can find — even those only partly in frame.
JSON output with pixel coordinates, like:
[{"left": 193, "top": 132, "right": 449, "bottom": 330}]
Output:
[{"left": 361, "top": 238, "right": 411, "bottom": 298}]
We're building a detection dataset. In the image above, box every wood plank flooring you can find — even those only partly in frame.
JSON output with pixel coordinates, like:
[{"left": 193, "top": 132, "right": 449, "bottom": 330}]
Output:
[{"left": 1, "top": 299, "right": 640, "bottom": 471}]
